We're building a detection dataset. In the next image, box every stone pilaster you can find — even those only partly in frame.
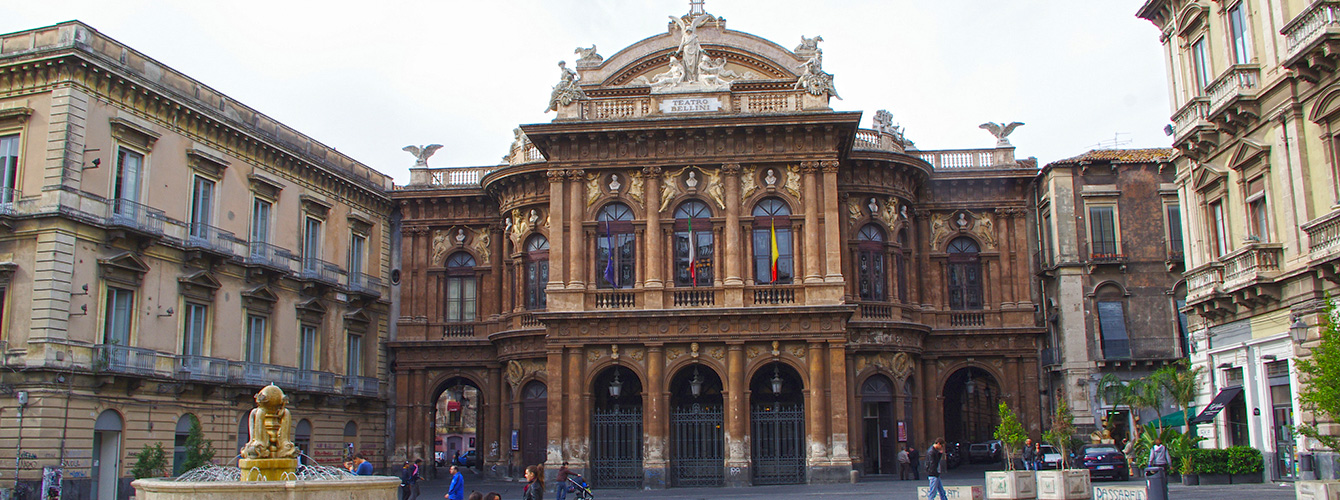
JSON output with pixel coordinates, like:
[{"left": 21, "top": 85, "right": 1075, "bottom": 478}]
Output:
[
  {"left": 644, "top": 346, "right": 667, "bottom": 488},
  {"left": 546, "top": 170, "right": 566, "bottom": 289},
  {"left": 724, "top": 343, "right": 750, "bottom": 486},
  {"left": 801, "top": 162, "right": 822, "bottom": 284},
  {"left": 567, "top": 169, "right": 586, "bottom": 290},
  {"left": 45, "top": 87, "right": 88, "bottom": 191},
  {"left": 722, "top": 164, "right": 744, "bottom": 289},
  {"left": 28, "top": 228, "right": 76, "bottom": 342},
  {"left": 820, "top": 161, "right": 844, "bottom": 283}
]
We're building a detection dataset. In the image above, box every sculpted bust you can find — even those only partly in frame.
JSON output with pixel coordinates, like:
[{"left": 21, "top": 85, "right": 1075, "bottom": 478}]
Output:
[{"left": 240, "top": 385, "right": 298, "bottom": 459}]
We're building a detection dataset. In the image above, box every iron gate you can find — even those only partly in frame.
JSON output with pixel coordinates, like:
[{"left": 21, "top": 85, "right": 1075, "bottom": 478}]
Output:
[
  {"left": 670, "top": 403, "right": 724, "bottom": 487},
  {"left": 751, "top": 403, "right": 806, "bottom": 485},
  {"left": 591, "top": 406, "right": 643, "bottom": 488}
]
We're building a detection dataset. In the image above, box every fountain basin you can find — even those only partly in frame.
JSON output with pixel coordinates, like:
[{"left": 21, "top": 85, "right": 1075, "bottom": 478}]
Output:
[{"left": 132, "top": 475, "right": 399, "bottom": 500}]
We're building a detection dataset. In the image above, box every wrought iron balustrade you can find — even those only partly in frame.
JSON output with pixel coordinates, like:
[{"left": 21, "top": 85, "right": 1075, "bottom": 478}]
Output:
[
  {"left": 177, "top": 354, "right": 229, "bottom": 383},
  {"left": 186, "top": 223, "right": 236, "bottom": 255},
  {"left": 299, "top": 257, "right": 340, "bottom": 285},
  {"left": 94, "top": 344, "right": 163, "bottom": 376},
  {"left": 246, "top": 241, "right": 293, "bottom": 271},
  {"left": 107, "top": 198, "right": 165, "bottom": 235}
]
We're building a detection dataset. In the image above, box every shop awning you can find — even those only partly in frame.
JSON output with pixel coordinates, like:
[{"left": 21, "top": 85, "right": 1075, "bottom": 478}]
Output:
[
  {"left": 1156, "top": 408, "right": 1193, "bottom": 428},
  {"left": 1188, "top": 387, "right": 1243, "bottom": 424}
]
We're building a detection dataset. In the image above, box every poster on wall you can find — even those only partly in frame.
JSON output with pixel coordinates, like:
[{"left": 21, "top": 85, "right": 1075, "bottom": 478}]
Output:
[
  {"left": 897, "top": 421, "right": 907, "bottom": 442},
  {"left": 42, "top": 466, "right": 62, "bottom": 500},
  {"left": 511, "top": 431, "right": 519, "bottom": 451}
]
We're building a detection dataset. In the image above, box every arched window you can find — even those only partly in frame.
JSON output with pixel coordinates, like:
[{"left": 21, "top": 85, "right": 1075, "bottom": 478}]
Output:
[
  {"left": 752, "top": 198, "right": 793, "bottom": 285},
  {"left": 947, "top": 237, "right": 983, "bottom": 310},
  {"left": 896, "top": 229, "right": 909, "bottom": 303},
  {"left": 172, "top": 414, "right": 195, "bottom": 475},
  {"left": 856, "top": 224, "right": 886, "bottom": 301},
  {"left": 524, "top": 235, "right": 549, "bottom": 310},
  {"left": 597, "top": 203, "right": 635, "bottom": 289},
  {"left": 446, "top": 252, "right": 476, "bottom": 322},
  {"left": 674, "top": 200, "right": 714, "bottom": 287}
]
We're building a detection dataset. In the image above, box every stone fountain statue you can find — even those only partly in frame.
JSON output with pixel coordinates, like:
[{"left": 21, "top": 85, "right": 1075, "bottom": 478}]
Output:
[{"left": 238, "top": 384, "right": 299, "bottom": 481}]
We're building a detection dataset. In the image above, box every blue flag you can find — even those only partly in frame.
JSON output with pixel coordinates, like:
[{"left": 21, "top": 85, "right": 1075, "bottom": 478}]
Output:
[{"left": 603, "top": 220, "right": 617, "bottom": 287}]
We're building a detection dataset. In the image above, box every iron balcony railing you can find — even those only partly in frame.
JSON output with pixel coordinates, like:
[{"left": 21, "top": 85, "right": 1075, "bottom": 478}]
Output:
[
  {"left": 94, "top": 344, "right": 162, "bottom": 376},
  {"left": 342, "top": 375, "right": 380, "bottom": 397},
  {"left": 231, "top": 361, "right": 299, "bottom": 388},
  {"left": 0, "top": 187, "right": 19, "bottom": 216},
  {"left": 345, "top": 272, "right": 384, "bottom": 297},
  {"left": 297, "top": 370, "right": 337, "bottom": 393},
  {"left": 299, "top": 257, "right": 340, "bottom": 285},
  {"left": 107, "top": 198, "right": 165, "bottom": 235},
  {"left": 186, "top": 223, "right": 236, "bottom": 256},
  {"left": 245, "top": 241, "right": 293, "bottom": 271},
  {"left": 177, "top": 354, "right": 229, "bottom": 383}
]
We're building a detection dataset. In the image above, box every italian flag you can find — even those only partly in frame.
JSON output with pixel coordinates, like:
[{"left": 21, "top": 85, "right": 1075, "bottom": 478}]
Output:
[{"left": 770, "top": 218, "right": 780, "bottom": 282}]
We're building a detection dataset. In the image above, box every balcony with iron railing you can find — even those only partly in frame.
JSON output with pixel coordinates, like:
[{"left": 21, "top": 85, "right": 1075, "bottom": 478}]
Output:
[
  {"left": 177, "top": 354, "right": 229, "bottom": 383},
  {"left": 94, "top": 344, "right": 168, "bottom": 377},
  {"left": 342, "top": 375, "right": 380, "bottom": 398},
  {"left": 747, "top": 284, "right": 802, "bottom": 306},
  {"left": 1282, "top": 0, "right": 1340, "bottom": 80},
  {"left": 244, "top": 241, "right": 294, "bottom": 272},
  {"left": 231, "top": 361, "right": 299, "bottom": 388},
  {"left": 107, "top": 198, "right": 166, "bottom": 236},
  {"left": 0, "top": 187, "right": 19, "bottom": 217},
  {"left": 185, "top": 223, "right": 236, "bottom": 257},
  {"left": 345, "top": 272, "right": 385, "bottom": 299},
  {"left": 298, "top": 257, "right": 341, "bottom": 286},
  {"left": 1221, "top": 243, "right": 1283, "bottom": 292},
  {"left": 1089, "top": 251, "right": 1127, "bottom": 266},
  {"left": 296, "top": 369, "right": 337, "bottom": 393}
]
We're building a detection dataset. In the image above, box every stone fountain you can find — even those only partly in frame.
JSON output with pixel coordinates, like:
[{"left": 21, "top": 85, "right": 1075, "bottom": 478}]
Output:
[{"left": 132, "top": 384, "right": 398, "bottom": 500}]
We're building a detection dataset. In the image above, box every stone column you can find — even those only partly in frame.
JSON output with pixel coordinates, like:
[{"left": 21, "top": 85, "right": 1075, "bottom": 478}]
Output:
[
  {"left": 644, "top": 167, "right": 664, "bottom": 289},
  {"left": 546, "top": 348, "right": 565, "bottom": 467},
  {"left": 828, "top": 340, "right": 851, "bottom": 464},
  {"left": 493, "top": 366, "right": 509, "bottom": 475},
  {"left": 724, "top": 343, "right": 750, "bottom": 486},
  {"left": 491, "top": 226, "right": 504, "bottom": 317},
  {"left": 801, "top": 162, "right": 822, "bottom": 284},
  {"left": 806, "top": 342, "right": 829, "bottom": 467},
  {"left": 722, "top": 164, "right": 744, "bottom": 288},
  {"left": 566, "top": 347, "right": 584, "bottom": 462},
  {"left": 568, "top": 170, "right": 586, "bottom": 290},
  {"left": 645, "top": 345, "right": 667, "bottom": 488},
  {"left": 547, "top": 170, "right": 567, "bottom": 288},
  {"left": 995, "top": 211, "right": 1015, "bottom": 306},
  {"left": 821, "top": 161, "right": 844, "bottom": 283}
]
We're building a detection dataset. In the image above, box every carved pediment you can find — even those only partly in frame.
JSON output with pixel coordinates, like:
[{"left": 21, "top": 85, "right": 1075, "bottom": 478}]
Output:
[
  {"left": 1175, "top": 3, "right": 1206, "bottom": 38},
  {"left": 242, "top": 285, "right": 277, "bottom": 313},
  {"left": 344, "top": 307, "right": 371, "bottom": 324},
  {"left": 1227, "top": 139, "right": 1269, "bottom": 171},
  {"left": 1192, "top": 163, "right": 1227, "bottom": 192},
  {"left": 248, "top": 174, "right": 284, "bottom": 200},
  {"left": 109, "top": 117, "right": 160, "bottom": 151},
  {"left": 296, "top": 297, "right": 327, "bottom": 314},
  {"left": 178, "top": 270, "right": 221, "bottom": 301},
  {"left": 299, "top": 195, "right": 332, "bottom": 219},
  {"left": 98, "top": 252, "right": 150, "bottom": 286}
]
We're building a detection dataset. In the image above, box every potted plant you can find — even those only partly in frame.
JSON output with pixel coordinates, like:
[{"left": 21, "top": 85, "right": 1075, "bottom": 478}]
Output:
[
  {"left": 1296, "top": 300, "right": 1340, "bottom": 500},
  {"left": 130, "top": 442, "right": 168, "bottom": 479},
  {"left": 1038, "top": 398, "right": 1090, "bottom": 500},
  {"left": 1179, "top": 455, "right": 1197, "bottom": 485},
  {"left": 1226, "top": 446, "right": 1263, "bottom": 484},
  {"left": 1195, "top": 449, "right": 1230, "bottom": 485},
  {"left": 987, "top": 402, "right": 1036, "bottom": 499}
]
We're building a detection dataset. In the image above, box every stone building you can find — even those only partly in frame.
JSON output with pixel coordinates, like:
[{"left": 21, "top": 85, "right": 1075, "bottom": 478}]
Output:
[
  {"left": 1137, "top": 0, "right": 1340, "bottom": 482},
  {"left": 0, "top": 23, "right": 394, "bottom": 499},
  {"left": 390, "top": 8, "right": 1044, "bottom": 487},
  {"left": 1033, "top": 148, "right": 1187, "bottom": 441}
]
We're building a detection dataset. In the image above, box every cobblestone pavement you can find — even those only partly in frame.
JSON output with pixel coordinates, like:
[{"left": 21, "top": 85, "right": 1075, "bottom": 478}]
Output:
[{"left": 411, "top": 463, "right": 1298, "bottom": 499}]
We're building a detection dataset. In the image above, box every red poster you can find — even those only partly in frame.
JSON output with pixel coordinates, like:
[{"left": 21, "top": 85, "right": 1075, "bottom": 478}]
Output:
[{"left": 897, "top": 421, "right": 907, "bottom": 442}]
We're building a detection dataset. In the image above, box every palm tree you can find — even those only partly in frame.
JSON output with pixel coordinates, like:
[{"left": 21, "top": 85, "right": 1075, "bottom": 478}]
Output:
[
  {"left": 1154, "top": 360, "right": 1204, "bottom": 432},
  {"left": 1127, "top": 377, "right": 1166, "bottom": 436}
]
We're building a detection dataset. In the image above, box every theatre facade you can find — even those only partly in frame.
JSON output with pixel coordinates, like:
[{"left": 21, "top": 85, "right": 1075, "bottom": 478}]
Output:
[{"left": 390, "top": 8, "right": 1044, "bottom": 487}]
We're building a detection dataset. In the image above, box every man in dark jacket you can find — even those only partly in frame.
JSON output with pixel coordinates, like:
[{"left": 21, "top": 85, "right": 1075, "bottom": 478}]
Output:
[
  {"left": 926, "top": 438, "right": 948, "bottom": 500},
  {"left": 908, "top": 445, "right": 919, "bottom": 480},
  {"left": 1021, "top": 438, "right": 1036, "bottom": 471}
]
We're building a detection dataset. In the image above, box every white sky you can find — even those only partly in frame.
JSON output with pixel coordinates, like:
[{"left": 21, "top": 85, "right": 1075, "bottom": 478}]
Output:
[{"left": 8, "top": 1, "right": 1171, "bottom": 185}]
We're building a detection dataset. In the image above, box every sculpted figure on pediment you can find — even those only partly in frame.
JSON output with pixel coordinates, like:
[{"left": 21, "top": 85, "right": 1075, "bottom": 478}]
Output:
[{"left": 546, "top": 61, "right": 587, "bottom": 113}]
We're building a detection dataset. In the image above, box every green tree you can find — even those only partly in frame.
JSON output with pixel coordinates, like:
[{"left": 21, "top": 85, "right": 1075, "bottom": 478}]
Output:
[
  {"left": 1128, "top": 377, "right": 1166, "bottom": 435},
  {"left": 130, "top": 442, "right": 168, "bottom": 479},
  {"left": 1044, "top": 397, "right": 1076, "bottom": 470},
  {"left": 1154, "top": 360, "right": 1204, "bottom": 433},
  {"left": 994, "top": 401, "right": 1027, "bottom": 471},
  {"left": 179, "top": 414, "right": 217, "bottom": 473},
  {"left": 1297, "top": 301, "right": 1340, "bottom": 452}
]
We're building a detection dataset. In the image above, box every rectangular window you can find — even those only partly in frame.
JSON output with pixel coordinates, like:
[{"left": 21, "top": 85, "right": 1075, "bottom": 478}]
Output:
[
  {"left": 114, "top": 147, "right": 143, "bottom": 205},
  {"left": 246, "top": 315, "right": 267, "bottom": 363},
  {"left": 1229, "top": 3, "right": 1250, "bottom": 64},
  {"left": 1175, "top": 298, "right": 1190, "bottom": 355},
  {"left": 182, "top": 302, "right": 208, "bottom": 356},
  {"left": 299, "top": 325, "right": 317, "bottom": 371},
  {"left": 1042, "top": 211, "right": 1054, "bottom": 266},
  {"left": 1097, "top": 301, "right": 1131, "bottom": 359},
  {"left": 1247, "top": 177, "right": 1268, "bottom": 242},
  {"left": 189, "top": 176, "right": 215, "bottom": 237},
  {"left": 0, "top": 133, "right": 19, "bottom": 202},
  {"left": 446, "top": 276, "right": 477, "bottom": 322},
  {"left": 1192, "top": 37, "right": 1211, "bottom": 93},
  {"left": 251, "top": 199, "right": 271, "bottom": 244},
  {"left": 1167, "top": 204, "right": 1184, "bottom": 257},
  {"left": 303, "top": 217, "right": 322, "bottom": 270},
  {"left": 103, "top": 287, "right": 134, "bottom": 345},
  {"left": 1088, "top": 206, "right": 1118, "bottom": 257},
  {"left": 346, "top": 333, "right": 363, "bottom": 377},
  {"left": 349, "top": 233, "right": 366, "bottom": 279},
  {"left": 1210, "top": 200, "right": 1229, "bottom": 258}
]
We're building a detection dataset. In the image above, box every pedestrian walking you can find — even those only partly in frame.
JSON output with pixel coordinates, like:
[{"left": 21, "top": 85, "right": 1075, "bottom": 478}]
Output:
[
  {"left": 1021, "top": 438, "right": 1035, "bottom": 471},
  {"left": 1148, "top": 438, "right": 1171, "bottom": 471},
  {"left": 926, "top": 438, "right": 948, "bottom": 500},
  {"left": 408, "top": 458, "right": 423, "bottom": 500},
  {"left": 555, "top": 462, "right": 571, "bottom": 500},
  {"left": 898, "top": 446, "right": 911, "bottom": 480},
  {"left": 400, "top": 461, "right": 414, "bottom": 500},
  {"left": 908, "top": 445, "right": 920, "bottom": 480},
  {"left": 1033, "top": 443, "right": 1043, "bottom": 471},
  {"left": 445, "top": 465, "right": 465, "bottom": 500},
  {"left": 523, "top": 465, "right": 544, "bottom": 500}
]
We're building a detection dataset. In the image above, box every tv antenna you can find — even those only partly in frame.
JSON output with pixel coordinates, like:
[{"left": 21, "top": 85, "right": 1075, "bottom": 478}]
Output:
[{"left": 1090, "top": 132, "right": 1132, "bottom": 150}]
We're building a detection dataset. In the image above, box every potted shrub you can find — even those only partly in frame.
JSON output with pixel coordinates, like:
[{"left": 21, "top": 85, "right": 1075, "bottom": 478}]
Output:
[
  {"left": 1226, "top": 446, "right": 1263, "bottom": 484},
  {"left": 1195, "top": 449, "right": 1230, "bottom": 485},
  {"left": 1179, "top": 455, "right": 1197, "bottom": 485},
  {"left": 130, "top": 442, "right": 168, "bottom": 479},
  {"left": 987, "top": 402, "right": 1036, "bottom": 499},
  {"left": 1296, "top": 300, "right": 1340, "bottom": 499},
  {"left": 1037, "top": 399, "right": 1090, "bottom": 500}
]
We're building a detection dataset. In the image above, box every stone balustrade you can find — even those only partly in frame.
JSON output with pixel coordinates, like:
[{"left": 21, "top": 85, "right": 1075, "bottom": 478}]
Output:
[
  {"left": 1206, "top": 64, "right": 1260, "bottom": 113},
  {"left": 1304, "top": 208, "right": 1340, "bottom": 263},
  {"left": 1186, "top": 263, "right": 1225, "bottom": 305},
  {"left": 1221, "top": 243, "right": 1283, "bottom": 291},
  {"left": 1284, "top": 0, "right": 1340, "bottom": 55}
]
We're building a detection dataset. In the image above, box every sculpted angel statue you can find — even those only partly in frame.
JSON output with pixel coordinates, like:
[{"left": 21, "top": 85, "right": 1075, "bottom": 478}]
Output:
[
  {"left": 546, "top": 61, "right": 587, "bottom": 112},
  {"left": 794, "top": 52, "right": 841, "bottom": 99},
  {"left": 670, "top": 14, "right": 712, "bottom": 82},
  {"left": 979, "top": 121, "right": 1025, "bottom": 147},
  {"left": 402, "top": 144, "right": 443, "bottom": 167}
]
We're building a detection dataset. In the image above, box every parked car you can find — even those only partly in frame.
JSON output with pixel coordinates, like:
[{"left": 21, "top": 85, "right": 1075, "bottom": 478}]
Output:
[
  {"left": 1037, "top": 444, "right": 1063, "bottom": 470},
  {"left": 968, "top": 443, "right": 994, "bottom": 463},
  {"left": 984, "top": 439, "right": 1003, "bottom": 461},
  {"left": 434, "top": 451, "right": 447, "bottom": 467},
  {"left": 1077, "top": 444, "right": 1129, "bottom": 480},
  {"left": 454, "top": 449, "right": 478, "bottom": 467}
]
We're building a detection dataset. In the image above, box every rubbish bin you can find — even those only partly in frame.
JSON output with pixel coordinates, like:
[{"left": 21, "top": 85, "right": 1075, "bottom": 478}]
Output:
[{"left": 1145, "top": 467, "right": 1169, "bottom": 500}]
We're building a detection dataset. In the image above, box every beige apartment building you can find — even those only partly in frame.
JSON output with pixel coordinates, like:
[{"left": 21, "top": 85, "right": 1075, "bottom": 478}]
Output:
[
  {"left": 0, "top": 22, "right": 394, "bottom": 499},
  {"left": 1138, "top": 0, "right": 1340, "bottom": 482}
]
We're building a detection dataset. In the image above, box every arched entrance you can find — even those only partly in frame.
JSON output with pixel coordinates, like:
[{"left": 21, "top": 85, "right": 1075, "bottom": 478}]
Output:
[
  {"left": 434, "top": 377, "right": 482, "bottom": 470},
  {"left": 92, "top": 410, "right": 122, "bottom": 500},
  {"left": 860, "top": 375, "right": 895, "bottom": 475},
  {"left": 749, "top": 362, "right": 805, "bottom": 485},
  {"left": 590, "top": 365, "right": 643, "bottom": 488},
  {"left": 669, "top": 363, "right": 724, "bottom": 487},
  {"left": 943, "top": 367, "right": 1000, "bottom": 448},
  {"left": 520, "top": 381, "right": 548, "bottom": 468}
]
